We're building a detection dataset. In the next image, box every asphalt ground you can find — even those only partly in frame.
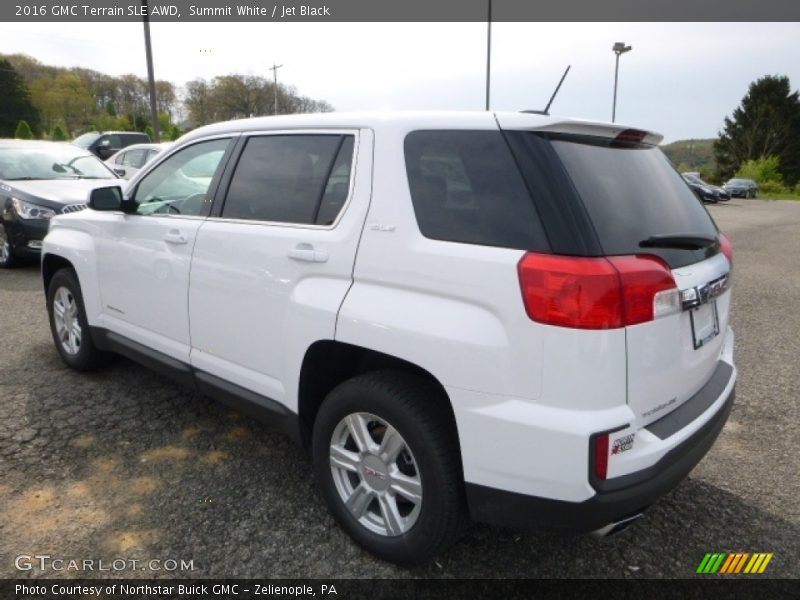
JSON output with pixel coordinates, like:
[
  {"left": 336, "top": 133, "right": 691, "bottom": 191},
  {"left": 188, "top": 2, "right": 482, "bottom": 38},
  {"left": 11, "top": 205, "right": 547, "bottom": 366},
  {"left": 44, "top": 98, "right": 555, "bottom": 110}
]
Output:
[{"left": 0, "top": 198, "right": 798, "bottom": 579}]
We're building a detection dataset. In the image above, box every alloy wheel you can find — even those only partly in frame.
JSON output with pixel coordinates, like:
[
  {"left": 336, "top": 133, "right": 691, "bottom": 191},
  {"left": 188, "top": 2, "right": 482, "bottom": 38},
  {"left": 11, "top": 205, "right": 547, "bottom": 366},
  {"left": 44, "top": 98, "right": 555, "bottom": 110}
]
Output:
[
  {"left": 329, "top": 412, "right": 422, "bottom": 537},
  {"left": 53, "top": 286, "right": 82, "bottom": 355}
]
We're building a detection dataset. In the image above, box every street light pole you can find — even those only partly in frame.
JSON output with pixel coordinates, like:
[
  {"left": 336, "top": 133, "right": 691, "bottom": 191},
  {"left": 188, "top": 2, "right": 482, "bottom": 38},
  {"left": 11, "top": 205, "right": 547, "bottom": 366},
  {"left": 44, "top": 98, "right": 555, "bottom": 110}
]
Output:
[
  {"left": 611, "top": 41, "right": 632, "bottom": 123},
  {"left": 269, "top": 63, "right": 283, "bottom": 115},
  {"left": 141, "top": 0, "right": 160, "bottom": 141},
  {"left": 485, "top": 0, "right": 492, "bottom": 110}
]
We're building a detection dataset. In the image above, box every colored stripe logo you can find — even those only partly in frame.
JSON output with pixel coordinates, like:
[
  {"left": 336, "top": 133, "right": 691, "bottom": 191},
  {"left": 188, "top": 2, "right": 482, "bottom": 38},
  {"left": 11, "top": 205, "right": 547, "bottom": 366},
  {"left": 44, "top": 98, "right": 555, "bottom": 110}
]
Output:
[{"left": 696, "top": 552, "right": 773, "bottom": 574}]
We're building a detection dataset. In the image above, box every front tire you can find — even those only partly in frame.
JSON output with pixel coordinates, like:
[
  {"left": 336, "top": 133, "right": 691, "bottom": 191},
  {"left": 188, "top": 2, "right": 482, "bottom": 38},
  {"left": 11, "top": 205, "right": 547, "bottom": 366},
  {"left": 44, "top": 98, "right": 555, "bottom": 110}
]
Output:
[
  {"left": 0, "top": 223, "right": 18, "bottom": 268},
  {"left": 47, "top": 268, "right": 112, "bottom": 371},
  {"left": 312, "top": 371, "right": 467, "bottom": 564}
]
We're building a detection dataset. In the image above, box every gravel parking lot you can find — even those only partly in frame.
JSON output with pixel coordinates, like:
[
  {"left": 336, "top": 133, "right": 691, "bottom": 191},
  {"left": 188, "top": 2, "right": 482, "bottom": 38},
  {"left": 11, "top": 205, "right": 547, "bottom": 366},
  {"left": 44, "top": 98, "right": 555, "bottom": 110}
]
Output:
[{"left": 1, "top": 199, "right": 798, "bottom": 579}]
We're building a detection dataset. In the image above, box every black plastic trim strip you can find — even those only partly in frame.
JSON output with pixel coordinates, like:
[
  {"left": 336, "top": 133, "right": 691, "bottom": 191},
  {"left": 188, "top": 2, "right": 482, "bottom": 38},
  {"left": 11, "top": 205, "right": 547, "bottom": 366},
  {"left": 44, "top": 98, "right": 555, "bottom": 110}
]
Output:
[
  {"left": 646, "top": 361, "right": 733, "bottom": 440},
  {"left": 91, "top": 327, "right": 300, "bottom": 443}
]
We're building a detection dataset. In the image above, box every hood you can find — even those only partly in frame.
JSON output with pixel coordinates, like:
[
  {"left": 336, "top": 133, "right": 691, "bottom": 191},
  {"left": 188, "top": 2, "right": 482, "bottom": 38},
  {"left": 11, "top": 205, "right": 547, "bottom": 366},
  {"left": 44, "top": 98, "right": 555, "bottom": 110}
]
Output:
[{"left": 2, "top": 178, "right": 119, "bottom": 209}]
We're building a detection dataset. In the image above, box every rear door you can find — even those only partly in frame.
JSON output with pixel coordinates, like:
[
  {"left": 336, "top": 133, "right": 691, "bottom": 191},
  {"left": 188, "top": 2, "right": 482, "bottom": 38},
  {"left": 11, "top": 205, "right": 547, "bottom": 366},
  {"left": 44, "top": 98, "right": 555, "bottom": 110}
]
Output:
[{"left": 188, "top": 129, "right": 370, "bottom": 409}]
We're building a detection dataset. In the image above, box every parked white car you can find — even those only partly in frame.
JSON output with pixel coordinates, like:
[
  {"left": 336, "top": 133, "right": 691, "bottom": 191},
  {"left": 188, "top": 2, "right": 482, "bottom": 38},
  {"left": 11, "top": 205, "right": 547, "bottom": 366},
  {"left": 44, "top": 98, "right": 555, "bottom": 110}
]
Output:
[
  {"left": 105, "top": 142, "right": 171, "bottom": 180},
  {"left": 41, "top": 111, "right": 736, "bottom": 564}
]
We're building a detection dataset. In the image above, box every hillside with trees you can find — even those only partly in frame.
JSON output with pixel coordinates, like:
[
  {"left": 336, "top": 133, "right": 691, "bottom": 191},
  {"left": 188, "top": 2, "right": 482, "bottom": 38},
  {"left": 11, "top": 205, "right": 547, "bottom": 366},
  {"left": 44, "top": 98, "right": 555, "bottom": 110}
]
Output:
[
  {"left": 661, "top": 138, "right": 717, "bottom": 180},
  {"left": 0, "top": 53, "right": 334, "bottom": 141}
]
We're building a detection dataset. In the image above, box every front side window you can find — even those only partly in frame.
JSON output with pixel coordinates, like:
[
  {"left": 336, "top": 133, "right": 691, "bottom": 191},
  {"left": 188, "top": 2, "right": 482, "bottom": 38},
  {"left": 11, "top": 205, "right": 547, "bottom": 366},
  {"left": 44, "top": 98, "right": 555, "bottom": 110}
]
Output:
[
  {"left": 221, "top": 134, "right": 355, "bottom": 225},
  {"left": 132, "top": 138, "right": 231, "bottom": 217}
]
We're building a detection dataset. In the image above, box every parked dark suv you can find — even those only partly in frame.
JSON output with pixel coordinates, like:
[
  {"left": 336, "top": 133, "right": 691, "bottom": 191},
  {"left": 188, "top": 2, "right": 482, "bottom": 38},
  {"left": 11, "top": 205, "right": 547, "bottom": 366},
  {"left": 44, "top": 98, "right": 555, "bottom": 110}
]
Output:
[{"left": 72, "top": 131, "right": 151, "bottom": 160}]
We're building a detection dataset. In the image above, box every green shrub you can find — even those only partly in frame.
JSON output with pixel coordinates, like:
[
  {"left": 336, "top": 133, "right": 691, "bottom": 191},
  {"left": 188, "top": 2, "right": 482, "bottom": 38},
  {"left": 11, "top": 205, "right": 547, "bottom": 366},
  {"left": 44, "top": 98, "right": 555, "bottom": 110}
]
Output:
[
  {"left": 144, "top": 125, "right": 155, "bottom": 141},
  {"left": 51, "top": 125, "right": 67, "bottom": 141},
  {"left": 736, "top": 156, "right": 783, "bottom": 184},
  {"left": 169, "top": 125, "right": 181, "bottom": 141},
  {"left": 15, "top": 120, "right": 33, "bottom": 139},
  {"left": 758, "top": 181, "right": 789, "bottom": 194}
]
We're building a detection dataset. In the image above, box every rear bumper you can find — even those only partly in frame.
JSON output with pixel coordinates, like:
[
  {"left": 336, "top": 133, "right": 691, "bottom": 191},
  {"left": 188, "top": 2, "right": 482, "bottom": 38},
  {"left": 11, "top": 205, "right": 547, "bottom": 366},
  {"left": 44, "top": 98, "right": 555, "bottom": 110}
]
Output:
[{"left": 466, "top": 367, "right": 735, "bottom": 532}]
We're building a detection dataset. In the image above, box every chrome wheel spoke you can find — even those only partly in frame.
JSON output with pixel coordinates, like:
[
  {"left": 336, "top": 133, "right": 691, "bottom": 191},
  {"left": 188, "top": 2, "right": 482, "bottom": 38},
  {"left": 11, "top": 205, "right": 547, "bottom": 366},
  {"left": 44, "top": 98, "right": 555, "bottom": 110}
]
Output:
[
  {"left": 344, "top": 482, "right": 374, "bottom": 519},
  {"left": 377, "top": 495, "right": 404, "bottom": 536},
  {"left": 390, "top": 471, "right": 422, "bottom": 504},
  {"left": 345, "top": 413, "right": 375, "bottom": 453},
  {"left": 329, "top": 445, "right": 359, "bottom": 473},
  {"left": 378, "top": 425, "right": 405, "bottom": 463},
  {"left": 70, "top": 321, "right": 82, "bottom": 347},
  {"left": 54, "top": 301, "right": 66, "bottom": 320}
]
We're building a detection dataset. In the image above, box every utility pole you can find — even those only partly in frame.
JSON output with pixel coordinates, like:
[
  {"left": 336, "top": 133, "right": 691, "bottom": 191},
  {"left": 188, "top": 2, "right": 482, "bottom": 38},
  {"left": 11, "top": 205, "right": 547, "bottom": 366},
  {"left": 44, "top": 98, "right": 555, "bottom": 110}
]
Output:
[
  {"left": 269, "top": 63, "right": 283, "bottom": 115},
  {"left": 485, "top": 0, "right": 492, "bottom": 111},
  {"left": 141, "top": 0, "right": 160, "bottom": 141}
]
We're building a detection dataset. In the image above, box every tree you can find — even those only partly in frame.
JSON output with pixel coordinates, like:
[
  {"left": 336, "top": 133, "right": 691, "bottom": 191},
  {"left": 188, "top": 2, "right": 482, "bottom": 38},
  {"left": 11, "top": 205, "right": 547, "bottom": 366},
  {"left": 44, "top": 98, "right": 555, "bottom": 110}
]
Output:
[
  {"left": 30, "top": 73, "right": 94, "bottom": 136},
  {"left": 0, "top": 58, "right": 41, "bottom": 137},
  {"left": 51, "top": 124, "right": 67, "bottom": 141},
  {"left": 144, "top": 125, "right": 155, "bottom": 140},
  {"left": 714, "top": 75, "right": 800, "bottom": 185},
  {"left": 15, "top": 120, "right": 33, "bottom": 139},
  {"left": 169, "top": 125, "right": 181, "bottom": 141}
]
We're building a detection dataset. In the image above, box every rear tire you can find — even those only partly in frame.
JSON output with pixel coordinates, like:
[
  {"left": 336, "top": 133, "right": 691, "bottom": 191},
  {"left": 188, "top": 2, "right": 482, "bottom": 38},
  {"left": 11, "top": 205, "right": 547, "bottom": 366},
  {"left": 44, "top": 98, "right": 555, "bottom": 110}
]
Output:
[
  {"left": 0, "top": 223, "right": 18, "bottom": 268},
  {"left": 46, "top": 268, "right": 112, "bottom": 371},
  {"left": 312, "top": 370, "right": 468, "bottom": 564}
]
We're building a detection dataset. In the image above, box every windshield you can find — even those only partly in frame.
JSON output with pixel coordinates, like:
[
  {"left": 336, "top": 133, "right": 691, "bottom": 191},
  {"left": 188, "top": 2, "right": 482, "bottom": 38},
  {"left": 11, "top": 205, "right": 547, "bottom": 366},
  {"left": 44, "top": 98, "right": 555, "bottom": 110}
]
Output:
[{"left": 0, "top": 146, "right": 116, "bottom": 180}]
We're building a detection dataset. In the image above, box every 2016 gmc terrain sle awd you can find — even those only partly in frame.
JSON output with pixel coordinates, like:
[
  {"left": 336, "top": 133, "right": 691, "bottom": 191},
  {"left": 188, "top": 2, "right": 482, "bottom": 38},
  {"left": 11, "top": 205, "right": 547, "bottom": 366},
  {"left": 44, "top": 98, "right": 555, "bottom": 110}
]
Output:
[{"left": 41, "top": 111, "right": 736, "bottom": 564}]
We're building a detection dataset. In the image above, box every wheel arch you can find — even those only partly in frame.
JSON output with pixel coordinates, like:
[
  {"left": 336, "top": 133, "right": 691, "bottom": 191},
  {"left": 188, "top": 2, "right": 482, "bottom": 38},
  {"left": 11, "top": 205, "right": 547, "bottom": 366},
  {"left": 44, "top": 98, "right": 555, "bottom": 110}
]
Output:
[
  {"left": 42, "top": 253, "right": 76, "bottom": 294},
  {"left": 298, "top": 341, "right": 461, "bottom": 455}
]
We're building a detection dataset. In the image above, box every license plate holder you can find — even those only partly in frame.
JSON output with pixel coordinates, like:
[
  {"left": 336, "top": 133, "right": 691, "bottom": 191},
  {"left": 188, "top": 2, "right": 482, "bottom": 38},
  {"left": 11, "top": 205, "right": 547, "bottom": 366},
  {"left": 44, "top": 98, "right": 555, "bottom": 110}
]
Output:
[{"left": 690, "top": 300, "right": 719, "bottom": 349}]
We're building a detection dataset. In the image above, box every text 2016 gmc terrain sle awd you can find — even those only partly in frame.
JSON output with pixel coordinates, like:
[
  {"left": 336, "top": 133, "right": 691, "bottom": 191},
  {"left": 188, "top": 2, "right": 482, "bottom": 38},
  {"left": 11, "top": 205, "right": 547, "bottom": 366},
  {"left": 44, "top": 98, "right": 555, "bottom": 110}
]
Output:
[{"left": 41, "top": 111, "right": 735, "bottom": 564}]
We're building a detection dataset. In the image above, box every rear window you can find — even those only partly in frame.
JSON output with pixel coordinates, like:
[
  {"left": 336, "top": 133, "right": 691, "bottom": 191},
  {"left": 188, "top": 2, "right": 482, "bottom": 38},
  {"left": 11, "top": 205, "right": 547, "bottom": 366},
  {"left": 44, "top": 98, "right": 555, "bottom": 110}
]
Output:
[
  {"left": 505, "top": 132, "right": 719, "bottom": 268},
  {"left": 548, "top": 136, "right": 718, "bottom": 265},
  {"left": 404, "top": 130, "right": 548, "bottom": 251}
]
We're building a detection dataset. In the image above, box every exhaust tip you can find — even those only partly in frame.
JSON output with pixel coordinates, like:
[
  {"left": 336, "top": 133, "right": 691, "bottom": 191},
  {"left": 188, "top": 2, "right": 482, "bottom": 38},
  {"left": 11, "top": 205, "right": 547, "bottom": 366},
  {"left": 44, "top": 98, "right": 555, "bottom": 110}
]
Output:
[{"left": 591, "top": 513, "right": 644, "bottom": 538}]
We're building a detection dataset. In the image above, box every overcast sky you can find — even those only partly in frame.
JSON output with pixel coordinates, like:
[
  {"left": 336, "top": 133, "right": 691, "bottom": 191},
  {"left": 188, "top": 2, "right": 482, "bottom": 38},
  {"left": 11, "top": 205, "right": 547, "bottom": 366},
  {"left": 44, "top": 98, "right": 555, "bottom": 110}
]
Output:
[{"left": 3, "top": 21, "right": 800, "bottom": 142}]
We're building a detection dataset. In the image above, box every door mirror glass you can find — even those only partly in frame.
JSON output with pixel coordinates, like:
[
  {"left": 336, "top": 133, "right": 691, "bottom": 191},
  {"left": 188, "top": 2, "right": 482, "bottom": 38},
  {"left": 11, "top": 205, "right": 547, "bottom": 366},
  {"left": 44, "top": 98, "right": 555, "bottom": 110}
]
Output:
[{"left": 89, "top": 186, "right": 124, "bottom": 211}]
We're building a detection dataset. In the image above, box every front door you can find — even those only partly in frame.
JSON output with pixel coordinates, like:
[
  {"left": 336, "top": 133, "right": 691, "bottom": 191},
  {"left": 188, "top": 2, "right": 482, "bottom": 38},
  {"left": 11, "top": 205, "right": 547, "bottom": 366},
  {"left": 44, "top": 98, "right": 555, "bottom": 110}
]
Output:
[{"left": 95, "top": 136, "right": 235, "bottom": 362}]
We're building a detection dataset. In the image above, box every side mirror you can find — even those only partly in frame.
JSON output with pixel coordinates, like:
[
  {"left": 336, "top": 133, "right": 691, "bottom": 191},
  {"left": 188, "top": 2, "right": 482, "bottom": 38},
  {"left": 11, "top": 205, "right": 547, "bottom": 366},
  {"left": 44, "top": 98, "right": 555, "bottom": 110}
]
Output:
[
  {"left": 113, "top": 168, "right": 126, "bottom": 177},
  {"left": 89, "top": 186, "right": 124, "bottom": 211}
]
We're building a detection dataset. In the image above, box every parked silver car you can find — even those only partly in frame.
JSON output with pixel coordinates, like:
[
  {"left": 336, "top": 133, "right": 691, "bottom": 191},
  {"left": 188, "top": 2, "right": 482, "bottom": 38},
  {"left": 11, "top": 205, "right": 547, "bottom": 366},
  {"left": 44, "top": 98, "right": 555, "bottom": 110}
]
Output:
[{"left": 105, "top": 143, "right": 172, "bottom": 180}]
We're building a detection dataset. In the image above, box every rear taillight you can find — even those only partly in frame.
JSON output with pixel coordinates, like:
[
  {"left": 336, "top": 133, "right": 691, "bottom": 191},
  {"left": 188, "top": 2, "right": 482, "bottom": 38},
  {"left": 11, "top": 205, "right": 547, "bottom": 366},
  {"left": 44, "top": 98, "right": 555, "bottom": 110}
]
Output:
[
  {"left": 594, "top": 433, "right": 610, "bottom": 480},
  {"left": 719, "top": 233, "right": 733, "bottom": 265},
  {"left": 517, "top": 252, "right": 679, "bottom": 329}
]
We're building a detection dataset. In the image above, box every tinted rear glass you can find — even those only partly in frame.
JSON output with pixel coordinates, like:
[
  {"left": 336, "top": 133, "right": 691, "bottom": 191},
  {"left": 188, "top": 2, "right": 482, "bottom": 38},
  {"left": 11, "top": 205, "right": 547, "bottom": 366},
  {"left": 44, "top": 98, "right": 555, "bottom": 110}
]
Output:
[
  {"left": 547, "top": 135, "right": 719, "bottom": 267},
  {"left": 404, "top": 130, "right": 548, "bottom": 251}
]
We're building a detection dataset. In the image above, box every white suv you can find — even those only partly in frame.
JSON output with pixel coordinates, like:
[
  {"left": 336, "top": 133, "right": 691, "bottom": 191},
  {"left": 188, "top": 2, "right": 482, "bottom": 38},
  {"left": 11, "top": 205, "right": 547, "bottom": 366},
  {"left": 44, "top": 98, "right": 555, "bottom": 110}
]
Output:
[{"left": 41, "top": 111, "right": 736, "bottom": 564}]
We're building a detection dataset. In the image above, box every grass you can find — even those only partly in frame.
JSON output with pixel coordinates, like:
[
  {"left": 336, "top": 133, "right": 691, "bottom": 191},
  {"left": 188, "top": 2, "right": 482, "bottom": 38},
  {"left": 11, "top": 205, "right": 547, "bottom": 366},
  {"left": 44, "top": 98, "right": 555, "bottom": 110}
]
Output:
[{"left": 758, "top": 193, "right": 800, "bottom": 201}]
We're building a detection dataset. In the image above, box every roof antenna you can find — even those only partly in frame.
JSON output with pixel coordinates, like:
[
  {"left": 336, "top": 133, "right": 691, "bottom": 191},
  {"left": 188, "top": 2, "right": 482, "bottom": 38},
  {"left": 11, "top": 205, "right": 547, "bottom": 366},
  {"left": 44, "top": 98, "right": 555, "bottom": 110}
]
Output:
[{"left": 522, "top": 65, "right": 571, "bottom": 116}]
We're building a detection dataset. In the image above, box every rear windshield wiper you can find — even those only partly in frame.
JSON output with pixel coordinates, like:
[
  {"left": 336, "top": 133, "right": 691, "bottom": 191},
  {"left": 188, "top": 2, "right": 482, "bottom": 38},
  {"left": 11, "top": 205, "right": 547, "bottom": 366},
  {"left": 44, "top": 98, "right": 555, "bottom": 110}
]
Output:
[{"left": 639, "top": 233, "right": 716, "bottom": 250}]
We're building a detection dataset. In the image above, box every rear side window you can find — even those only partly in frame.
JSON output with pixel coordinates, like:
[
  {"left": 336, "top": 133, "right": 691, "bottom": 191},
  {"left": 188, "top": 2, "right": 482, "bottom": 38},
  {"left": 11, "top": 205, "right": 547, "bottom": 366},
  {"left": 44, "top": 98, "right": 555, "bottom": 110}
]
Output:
[
  {"left": 222, "top": 134, "right": 354, "bottom": 225},
  {"left": 404, "top": 130, "right": 548, "bottom": 251}
]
